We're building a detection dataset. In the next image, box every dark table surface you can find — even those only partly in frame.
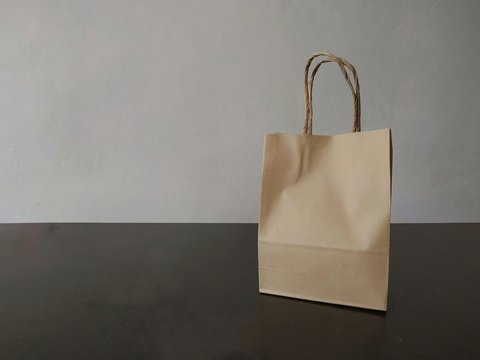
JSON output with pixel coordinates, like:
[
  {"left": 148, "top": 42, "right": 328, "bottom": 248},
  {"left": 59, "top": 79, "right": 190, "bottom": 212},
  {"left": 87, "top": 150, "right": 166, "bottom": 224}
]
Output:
[{"left": 0, "top": 223, "right": 479, "bottom": 360}]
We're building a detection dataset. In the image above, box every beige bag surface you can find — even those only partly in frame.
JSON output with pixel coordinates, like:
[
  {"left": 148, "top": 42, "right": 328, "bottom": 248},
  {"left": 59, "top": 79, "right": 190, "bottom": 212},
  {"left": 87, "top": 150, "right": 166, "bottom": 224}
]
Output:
[{"left": 258, "top": 52, "right": 392, "bottom": 311}]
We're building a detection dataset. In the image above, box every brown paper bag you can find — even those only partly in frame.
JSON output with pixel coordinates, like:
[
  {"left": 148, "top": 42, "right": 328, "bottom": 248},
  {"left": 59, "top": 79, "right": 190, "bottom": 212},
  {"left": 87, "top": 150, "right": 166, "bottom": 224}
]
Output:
[{"left": 258, "top": 52, "right": 392, "bottom": 311}]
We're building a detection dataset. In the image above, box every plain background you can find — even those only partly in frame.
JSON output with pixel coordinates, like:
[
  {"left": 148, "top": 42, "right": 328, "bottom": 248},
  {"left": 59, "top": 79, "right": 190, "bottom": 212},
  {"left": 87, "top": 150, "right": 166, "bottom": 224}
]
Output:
[{"left": 1, "top": 0, "right": 479, "bottom": 223}]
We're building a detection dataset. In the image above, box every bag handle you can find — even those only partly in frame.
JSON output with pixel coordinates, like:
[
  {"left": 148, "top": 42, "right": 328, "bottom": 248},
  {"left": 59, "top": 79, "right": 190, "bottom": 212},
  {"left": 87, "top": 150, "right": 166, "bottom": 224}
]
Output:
[{"left": 303, "top": 52, "right": 361, "bottom": 135}]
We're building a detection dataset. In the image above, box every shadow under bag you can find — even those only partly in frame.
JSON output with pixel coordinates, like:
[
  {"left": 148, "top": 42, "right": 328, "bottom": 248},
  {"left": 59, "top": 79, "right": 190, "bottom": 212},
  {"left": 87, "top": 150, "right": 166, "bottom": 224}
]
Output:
[{"left": 258, "top": 52, "right": 392, "bottom": 311}]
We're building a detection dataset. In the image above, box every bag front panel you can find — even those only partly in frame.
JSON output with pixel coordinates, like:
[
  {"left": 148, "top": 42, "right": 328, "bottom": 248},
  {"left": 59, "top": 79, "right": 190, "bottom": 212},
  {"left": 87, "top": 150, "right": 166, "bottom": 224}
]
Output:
[{"left": 258, "top": 128, "right": 391, "bottom": 310}]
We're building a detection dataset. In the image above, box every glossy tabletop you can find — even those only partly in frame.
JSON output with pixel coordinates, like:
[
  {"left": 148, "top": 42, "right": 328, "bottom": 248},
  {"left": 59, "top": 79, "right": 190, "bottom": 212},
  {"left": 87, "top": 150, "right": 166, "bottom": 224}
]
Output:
[{"left": 0, "top": 223, "right": 479, "bottom": 359}]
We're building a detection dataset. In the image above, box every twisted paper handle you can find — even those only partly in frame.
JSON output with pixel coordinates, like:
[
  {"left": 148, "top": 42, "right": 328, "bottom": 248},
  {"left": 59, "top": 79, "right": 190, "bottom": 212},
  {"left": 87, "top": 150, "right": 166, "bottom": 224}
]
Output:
[{"left": 303, "top": 52, "right": 361, "bottom": 135}]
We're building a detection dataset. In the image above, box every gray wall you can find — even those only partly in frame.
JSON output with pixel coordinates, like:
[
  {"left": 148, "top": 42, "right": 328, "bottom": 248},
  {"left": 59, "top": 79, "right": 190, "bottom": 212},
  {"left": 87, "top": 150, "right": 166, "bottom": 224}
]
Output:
[{"left": 1, "top": 0, "right": 479, "bottom": 223}]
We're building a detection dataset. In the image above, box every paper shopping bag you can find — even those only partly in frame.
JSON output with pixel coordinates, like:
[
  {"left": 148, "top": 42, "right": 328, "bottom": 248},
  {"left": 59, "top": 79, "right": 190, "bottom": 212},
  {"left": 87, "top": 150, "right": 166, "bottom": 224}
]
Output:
[{"left": 258, "top": 52, "right": 392, "bottom": 311}]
